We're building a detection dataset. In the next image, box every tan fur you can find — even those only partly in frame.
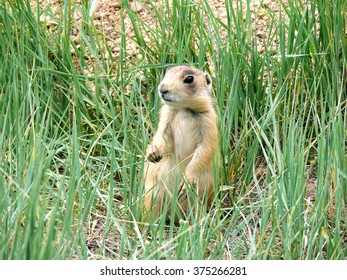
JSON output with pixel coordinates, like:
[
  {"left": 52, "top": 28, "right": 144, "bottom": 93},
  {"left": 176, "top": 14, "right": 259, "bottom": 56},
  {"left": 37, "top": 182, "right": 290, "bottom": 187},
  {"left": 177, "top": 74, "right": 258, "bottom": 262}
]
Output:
[{"left": 143, "top": 66, "right": 219, "bottom": 222}]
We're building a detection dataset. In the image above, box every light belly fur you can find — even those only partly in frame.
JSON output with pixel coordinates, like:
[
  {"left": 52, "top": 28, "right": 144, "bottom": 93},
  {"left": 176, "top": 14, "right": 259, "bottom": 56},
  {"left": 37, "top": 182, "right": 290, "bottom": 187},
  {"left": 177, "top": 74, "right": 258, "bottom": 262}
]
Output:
[{"left": 172, "top": 111, "right": 200, "bottom": 164}]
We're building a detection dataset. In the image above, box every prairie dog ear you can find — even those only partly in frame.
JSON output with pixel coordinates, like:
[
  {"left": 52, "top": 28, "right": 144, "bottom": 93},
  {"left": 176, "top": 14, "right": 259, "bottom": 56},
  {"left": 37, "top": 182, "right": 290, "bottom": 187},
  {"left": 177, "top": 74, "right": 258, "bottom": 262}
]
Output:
[{"left": 205, "top": 73, "right": 212, "bottom": 93}]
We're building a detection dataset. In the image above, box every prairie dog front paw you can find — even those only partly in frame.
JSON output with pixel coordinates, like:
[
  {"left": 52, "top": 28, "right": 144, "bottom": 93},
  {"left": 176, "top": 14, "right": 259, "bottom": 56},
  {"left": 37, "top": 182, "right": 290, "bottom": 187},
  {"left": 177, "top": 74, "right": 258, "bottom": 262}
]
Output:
[{"left": 146, "top": 145, "right": 163, "bottom": 163}]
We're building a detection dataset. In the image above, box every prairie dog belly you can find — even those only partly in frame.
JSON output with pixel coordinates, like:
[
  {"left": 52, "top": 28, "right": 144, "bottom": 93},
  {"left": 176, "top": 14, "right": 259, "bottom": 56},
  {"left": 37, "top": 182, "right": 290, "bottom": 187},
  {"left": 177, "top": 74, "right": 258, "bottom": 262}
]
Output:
[{"left": 172, "top": 110, "right": 200, "bottom": 164}]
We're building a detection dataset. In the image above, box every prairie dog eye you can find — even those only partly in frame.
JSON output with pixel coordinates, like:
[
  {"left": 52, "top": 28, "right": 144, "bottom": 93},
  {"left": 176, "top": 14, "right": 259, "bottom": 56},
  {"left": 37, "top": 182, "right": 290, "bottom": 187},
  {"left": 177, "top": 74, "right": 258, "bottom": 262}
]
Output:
[{"left": 183, "top": 76, "right": 194, "bottom": 84}]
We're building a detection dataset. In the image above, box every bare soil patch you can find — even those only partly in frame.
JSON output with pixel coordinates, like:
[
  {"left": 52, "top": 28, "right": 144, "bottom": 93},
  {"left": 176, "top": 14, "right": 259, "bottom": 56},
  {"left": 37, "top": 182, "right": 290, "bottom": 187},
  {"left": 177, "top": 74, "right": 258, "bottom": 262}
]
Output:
[{"left": 36, "top": 0, "right": 288, "bottom": 64}]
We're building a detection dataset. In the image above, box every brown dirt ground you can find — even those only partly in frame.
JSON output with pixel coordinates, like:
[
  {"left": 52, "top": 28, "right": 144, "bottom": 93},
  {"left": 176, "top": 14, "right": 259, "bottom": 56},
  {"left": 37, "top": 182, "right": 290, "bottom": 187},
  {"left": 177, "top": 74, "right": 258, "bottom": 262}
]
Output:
[{"left": 37, "top": 0, "right": 289, "bottom": 65}]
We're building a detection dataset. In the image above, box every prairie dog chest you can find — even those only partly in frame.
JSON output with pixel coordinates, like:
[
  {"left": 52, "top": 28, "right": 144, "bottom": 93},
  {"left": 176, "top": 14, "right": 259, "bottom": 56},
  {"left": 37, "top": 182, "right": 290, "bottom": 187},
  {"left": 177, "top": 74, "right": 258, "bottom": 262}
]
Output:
[{"left": 171, "top": 110, "right": 201, "bottom": 162}]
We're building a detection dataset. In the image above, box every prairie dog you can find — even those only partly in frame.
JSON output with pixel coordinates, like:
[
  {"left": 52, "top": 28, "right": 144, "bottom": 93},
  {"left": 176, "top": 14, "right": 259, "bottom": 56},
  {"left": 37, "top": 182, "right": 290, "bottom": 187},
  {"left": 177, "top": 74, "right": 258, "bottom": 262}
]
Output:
[{"left": 144, "top": 66, "right": 219, "bottom": 221}]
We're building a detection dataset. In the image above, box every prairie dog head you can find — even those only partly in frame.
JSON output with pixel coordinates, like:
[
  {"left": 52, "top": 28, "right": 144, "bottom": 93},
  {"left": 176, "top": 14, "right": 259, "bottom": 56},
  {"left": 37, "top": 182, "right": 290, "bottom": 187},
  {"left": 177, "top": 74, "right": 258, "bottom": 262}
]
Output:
[{"left": 158, "top": 66, "right": 213, "bottom": 112}]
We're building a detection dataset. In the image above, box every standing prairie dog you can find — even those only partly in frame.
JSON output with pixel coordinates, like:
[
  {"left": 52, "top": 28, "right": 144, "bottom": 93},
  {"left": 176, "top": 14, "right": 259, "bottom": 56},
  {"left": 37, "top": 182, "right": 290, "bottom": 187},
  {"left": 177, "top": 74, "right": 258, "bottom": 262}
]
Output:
[{"left": 144, "top": 65, "right": 219, "bottom": 221}]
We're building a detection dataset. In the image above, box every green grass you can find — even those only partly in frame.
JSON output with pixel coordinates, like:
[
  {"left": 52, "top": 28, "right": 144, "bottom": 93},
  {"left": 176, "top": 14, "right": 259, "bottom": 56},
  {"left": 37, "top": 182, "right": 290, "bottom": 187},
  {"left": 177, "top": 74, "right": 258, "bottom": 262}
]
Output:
[{"left": 0, "top": 0, "right": 346, "bottom": 259}]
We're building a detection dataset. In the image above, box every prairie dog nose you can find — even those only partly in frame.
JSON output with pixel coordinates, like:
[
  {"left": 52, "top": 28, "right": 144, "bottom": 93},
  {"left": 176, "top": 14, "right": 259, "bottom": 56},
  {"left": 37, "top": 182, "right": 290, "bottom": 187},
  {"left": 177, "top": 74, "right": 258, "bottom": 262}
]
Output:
[{"left": 158, "top": 83, "right": 169, "bottom": 95}]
